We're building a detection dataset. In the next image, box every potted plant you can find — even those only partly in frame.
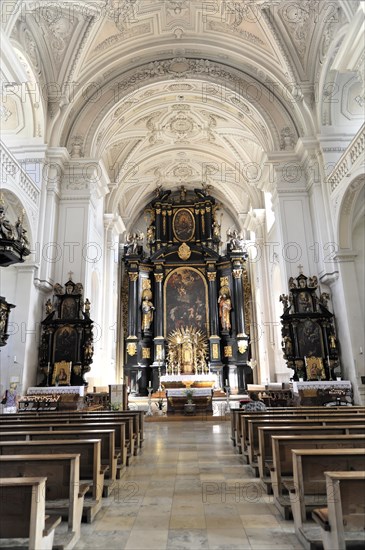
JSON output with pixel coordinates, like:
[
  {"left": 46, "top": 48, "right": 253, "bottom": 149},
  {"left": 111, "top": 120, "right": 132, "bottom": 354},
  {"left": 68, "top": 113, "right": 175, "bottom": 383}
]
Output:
[
  {"left": 184, "top": 389, "right": 196, "bottom": 415},
  {"left": 185, "top": 389, "right": 194, "bottom": 404}
]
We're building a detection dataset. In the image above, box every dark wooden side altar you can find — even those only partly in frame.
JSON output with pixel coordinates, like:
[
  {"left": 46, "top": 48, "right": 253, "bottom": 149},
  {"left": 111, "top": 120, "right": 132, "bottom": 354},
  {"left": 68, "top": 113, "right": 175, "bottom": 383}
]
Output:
[
  {"left": 123, "top": 187, "right": 252, "bottom": 396},
  {"left": 280, "top": 273, "right": 340, "bottom": 381},
  {"left": 38, "top": 279, "right": 94, "bottom": 386}
]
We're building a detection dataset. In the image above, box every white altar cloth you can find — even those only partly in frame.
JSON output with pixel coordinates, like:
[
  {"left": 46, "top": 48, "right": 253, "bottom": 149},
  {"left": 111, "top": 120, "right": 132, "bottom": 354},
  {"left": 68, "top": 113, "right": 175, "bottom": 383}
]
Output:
[
  {"left": 27, "top": 386, "right": 85, "bottom": 397},
  {"left": 166, "top": 388, "right": 213, "bottom": 397},
  {"left": 292, "top": 380, "right": 351, "bottom": 395},
  {"left": 161, "top": 375, "right": 216, "bottom": 383}
]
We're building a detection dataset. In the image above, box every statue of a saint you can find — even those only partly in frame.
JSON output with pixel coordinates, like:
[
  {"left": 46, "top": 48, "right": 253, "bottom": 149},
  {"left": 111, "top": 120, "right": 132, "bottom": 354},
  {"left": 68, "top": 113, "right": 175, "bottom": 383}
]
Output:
[
  {"left": 141, "top": 295, "right": 154, "bottom": 331},
  {"left": 218, "top": 291, "right": 232, "bottom": 331},
  {"left": 146, "top": 225, "right": 155, "bottom": 244},
  {"left": 45, "top": 299, "right": 53, "bottom": 315},
  {"left": 329, "top": 333, "right": 337, "bottom": 349},
  {"left": 282, "top": 335, "right": 293, "bottom": 356}
]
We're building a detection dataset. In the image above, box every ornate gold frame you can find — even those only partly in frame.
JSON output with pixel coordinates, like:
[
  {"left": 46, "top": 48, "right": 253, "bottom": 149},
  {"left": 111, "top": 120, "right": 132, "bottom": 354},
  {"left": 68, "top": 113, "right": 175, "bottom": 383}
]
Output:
[
  {"left": 164, "top": 266, "right": 209, "bottom": 337},
  {"left": 52, "top": 361, "right": 72, "bottom": 385},
  {"left": 305, "top": 356, "right": 326, "bottom": 380},
  {"left": 172, "top": 208, "right": 195, "bottom": 242}
]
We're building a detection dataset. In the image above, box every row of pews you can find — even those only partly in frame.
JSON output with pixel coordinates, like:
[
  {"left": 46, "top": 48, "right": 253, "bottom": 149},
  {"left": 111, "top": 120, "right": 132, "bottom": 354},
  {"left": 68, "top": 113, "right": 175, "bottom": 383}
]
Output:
[
  {"left": 230, "top": 406, "right": 365, "bottom": 549},
  {"left": 0, "top": 409, "right": 145, "bottom": 549}
]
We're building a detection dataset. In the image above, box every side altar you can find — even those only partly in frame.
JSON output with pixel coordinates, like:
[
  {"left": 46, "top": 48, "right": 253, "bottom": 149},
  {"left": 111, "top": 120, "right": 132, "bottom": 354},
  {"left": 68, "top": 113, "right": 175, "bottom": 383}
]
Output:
[{"left": 122, "top": 186, "right": 252, "bottom": 396}]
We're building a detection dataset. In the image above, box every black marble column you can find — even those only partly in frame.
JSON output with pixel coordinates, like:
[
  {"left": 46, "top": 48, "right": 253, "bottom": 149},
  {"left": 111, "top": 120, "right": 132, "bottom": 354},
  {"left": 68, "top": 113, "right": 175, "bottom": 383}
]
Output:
[
  {"left": 161, "top": 210, "right": 167, "bottom": 245},
  {"left": 232, "top": 265, "right": 245, "bottom": 336},
  {"left": 155, "top": 206, "right": 162, "bottom": 248},
  {"left": 167, "top": 207, "right": 173, "bottom": 244},
  {"left": 207, "top": 270, "right": 219, "bottom": 337},
  {"left": 194, "top": 207, "right": 201, "bottom": 243},
  {"left": 207, "top": 269, "right": 222, "bottom": 368},
  {"left": 200, "top": 206, "right": 206, "bottom": 243},
  {"left": 205, "top": 203, "right": 213, "bottom": 243},
  {"left": 153, "top": 270, "right": 165, "bottom": 366},
  {"left": 127, "top": 271, "right": 139, "bottom": 338}
]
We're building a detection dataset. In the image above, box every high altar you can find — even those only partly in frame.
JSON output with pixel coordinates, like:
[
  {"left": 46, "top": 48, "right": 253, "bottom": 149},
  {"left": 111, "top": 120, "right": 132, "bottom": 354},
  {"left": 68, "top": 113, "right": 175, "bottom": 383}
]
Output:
[{"left": 123, "top": 187, "right": 252, "bottom": 396}]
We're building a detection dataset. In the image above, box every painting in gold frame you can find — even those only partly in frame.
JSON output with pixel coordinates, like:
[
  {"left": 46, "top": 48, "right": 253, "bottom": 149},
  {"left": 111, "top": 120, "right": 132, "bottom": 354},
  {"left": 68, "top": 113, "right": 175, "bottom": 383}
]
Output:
[
  {"left": 52, "top": 361, "right": 72, "bottom": 386},
  {"left": 305, "top": 356, "right": 326, "bottom": 380}
]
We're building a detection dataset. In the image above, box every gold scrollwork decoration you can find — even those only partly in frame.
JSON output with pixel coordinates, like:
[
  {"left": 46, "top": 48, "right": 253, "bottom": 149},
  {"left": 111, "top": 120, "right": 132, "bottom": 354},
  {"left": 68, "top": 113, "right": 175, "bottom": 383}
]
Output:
[
  {"left": 224, "top": 345, "right": 233, "bottom": 358},
  {"left": 126, "top": 342, "right": 137, "bottom": 356},
  {"left": 142, "top": 279, "right": 151, "bottom": 291},
  {"left": 142, "top": 348, "right": 151, "bottom": 359},
  {"left": 212, "top": 343, "right": 219, "bottom": 359},
  {"left": 178, "top": 242, "right": 191, "bottom": 261},
  {"left": 220, "top": 276, "right": 229, "bottom": 287}
]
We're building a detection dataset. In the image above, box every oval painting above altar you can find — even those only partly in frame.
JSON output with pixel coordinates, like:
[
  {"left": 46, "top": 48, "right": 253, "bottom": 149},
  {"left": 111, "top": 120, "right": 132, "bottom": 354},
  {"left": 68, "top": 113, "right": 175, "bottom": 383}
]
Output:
[{"left": 173, "top": 208, "right": 195, "bottom": 242}]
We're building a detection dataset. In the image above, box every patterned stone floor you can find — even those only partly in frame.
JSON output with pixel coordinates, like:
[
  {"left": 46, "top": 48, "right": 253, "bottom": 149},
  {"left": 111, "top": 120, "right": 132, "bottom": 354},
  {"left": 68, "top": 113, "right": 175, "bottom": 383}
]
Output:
[{"left": 74, "top": 421, "right": 303, "bottom": 549}]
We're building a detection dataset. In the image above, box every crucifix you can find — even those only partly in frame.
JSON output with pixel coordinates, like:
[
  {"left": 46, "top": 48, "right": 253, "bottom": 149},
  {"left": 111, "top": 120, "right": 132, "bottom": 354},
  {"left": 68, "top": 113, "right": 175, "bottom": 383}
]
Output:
[
  {"left": 68, "top": 270, "right": 74, "bottom": 280},
  {"left": 297, "top": 264, "right": 304, "bottom": 275}
]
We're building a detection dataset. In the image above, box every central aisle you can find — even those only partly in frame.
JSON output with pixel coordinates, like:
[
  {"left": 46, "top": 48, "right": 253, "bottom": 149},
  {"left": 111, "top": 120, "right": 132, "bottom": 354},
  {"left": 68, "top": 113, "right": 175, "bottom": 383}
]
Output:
[{"left": 75, "top": 421, "right": 302, "bottom": 549}]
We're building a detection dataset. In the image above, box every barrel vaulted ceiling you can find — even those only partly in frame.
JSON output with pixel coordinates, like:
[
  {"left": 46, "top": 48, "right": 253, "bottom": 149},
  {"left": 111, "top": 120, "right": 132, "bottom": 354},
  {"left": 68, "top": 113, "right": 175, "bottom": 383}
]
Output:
[{"left": 1, "top": 0, "right": 361, "bottom": 226}]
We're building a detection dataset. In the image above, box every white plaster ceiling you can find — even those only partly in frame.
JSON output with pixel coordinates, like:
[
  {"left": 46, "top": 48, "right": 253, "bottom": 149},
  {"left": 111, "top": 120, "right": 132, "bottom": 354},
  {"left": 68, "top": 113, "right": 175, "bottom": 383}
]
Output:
[{"left": 2, "top": 0, "right": 361, "bottom": 227}]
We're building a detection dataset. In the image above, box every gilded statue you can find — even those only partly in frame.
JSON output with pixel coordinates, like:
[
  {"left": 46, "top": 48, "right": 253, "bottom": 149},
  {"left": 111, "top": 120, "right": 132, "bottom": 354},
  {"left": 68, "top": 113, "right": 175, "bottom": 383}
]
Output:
[
  {"left": 218, "top": 288, "right": 232, "bottom": 331},
  {"left": 141, "top": 294, "right": 154, "bottom": 331}
]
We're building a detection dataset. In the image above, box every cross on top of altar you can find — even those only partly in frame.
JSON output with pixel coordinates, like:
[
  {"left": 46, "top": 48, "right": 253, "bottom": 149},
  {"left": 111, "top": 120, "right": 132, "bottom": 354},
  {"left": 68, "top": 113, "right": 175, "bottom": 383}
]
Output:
[{"left": 297, "top": 264, "right": 304, "bottom": 274}]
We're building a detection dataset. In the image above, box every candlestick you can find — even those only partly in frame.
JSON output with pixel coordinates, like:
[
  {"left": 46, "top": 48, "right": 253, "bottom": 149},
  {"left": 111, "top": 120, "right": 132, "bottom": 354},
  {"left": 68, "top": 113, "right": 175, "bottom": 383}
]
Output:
[{"left": 46, "top": 362, "right": 50, "bottom": 387}]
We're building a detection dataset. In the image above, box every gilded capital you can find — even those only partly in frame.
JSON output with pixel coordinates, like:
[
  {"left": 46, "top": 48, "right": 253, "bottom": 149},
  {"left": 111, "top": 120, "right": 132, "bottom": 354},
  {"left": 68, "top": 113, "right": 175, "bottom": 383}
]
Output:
[
  {"left": 233, "top": 269, "right": 243, "bottom": 279},
  {"left": 207, "top": 272, "right": 216, "bottom": 282},
  {"left": 128, "top": 272, "right": 139, "bottom": 282},
  {"left": 154, "top": 273, "right": 164, "bottom": 283}
]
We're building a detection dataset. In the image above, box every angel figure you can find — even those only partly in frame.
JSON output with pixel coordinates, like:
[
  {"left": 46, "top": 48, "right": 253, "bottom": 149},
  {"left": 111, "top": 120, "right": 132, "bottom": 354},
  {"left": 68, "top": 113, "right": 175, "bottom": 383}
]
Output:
[
  {"left": 227, "top": 228, "right": 244, "bottom": 251},
  {"left": 319, "top": 292, "right": 330, "bottom": 308},
  {"left": 279, "top": 294, "right": 289, "bottom": 311},
  {"left": 45, "top": 299, "right": 53, "bottom": 315}
]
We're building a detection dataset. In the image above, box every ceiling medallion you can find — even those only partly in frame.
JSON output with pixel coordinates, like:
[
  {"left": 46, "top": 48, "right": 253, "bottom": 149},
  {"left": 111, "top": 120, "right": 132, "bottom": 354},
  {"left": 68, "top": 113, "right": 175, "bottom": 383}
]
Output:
[
  {"left": 178, "top": 242, "right": 191, "bottom": 261},
  {"left": 169, "top": 58, "right": 190, "bottom": 74}
]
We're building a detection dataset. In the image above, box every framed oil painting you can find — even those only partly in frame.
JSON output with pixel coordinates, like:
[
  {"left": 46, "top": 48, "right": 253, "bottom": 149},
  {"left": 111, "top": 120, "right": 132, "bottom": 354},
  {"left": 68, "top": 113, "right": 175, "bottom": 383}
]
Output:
[
  {"left": 172, "top": 208, "right": 195, "bottom": 242},
  {"left": 305, "top": 356, "right": 326, "bottom": 380},
  {"left": 164, "top": 267, "right": 208, "bottom": 337},
  {"left": 52, "top": 361, "right": 72, "bottom": 385}
]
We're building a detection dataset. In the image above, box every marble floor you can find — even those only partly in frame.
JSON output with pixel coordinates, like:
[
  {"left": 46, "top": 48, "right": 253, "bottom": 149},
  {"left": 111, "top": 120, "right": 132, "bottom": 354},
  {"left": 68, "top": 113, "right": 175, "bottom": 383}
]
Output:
[{"left": 74, "top": 421, "right": 303, "bottom": 550}]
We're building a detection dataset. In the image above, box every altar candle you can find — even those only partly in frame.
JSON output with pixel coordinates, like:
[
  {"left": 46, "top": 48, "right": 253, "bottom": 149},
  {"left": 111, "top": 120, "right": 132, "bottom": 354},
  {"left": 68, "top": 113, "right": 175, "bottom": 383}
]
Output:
[
  {"left": 148, "top": 381, "right": 152, "bottom": 388},
  {"left": 225, "top": 379, "right": 228, "bottom": 386}
]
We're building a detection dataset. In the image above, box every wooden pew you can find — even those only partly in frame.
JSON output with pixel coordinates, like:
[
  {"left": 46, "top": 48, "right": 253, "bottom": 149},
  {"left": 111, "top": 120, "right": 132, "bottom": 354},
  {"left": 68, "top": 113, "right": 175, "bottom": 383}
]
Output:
[
  {"left": 246, "top": 415, "right": 365, "bottom": 467},
  {"left": 0, "top": 454, "right": 88, "bottom": 549},
  {"left": 1, "top": 410, "right": 144, "bottom": 453},
  {"left": 232, "top": 407, "right": 365, "bottom": 452},
  {"left": 0, "top": 477, "right": 61, "bottom": 550},
  {"left": 0, "top": 420, "right": 129, "bottom": 470},
  {"left": 289, "top": 448, "right": 365, "bottom": 550},
  {"left": 312, "top": 471, "right": 365, "bottom": 550},
  {"left": 0, "top": 439, "right": 105, "bottom": 522},
  {"left": 269, "top": 434, "right": 365, "bottom": 518},
  {"left": 0, "top": 428, "right": 118, "bottom": 495},
  {"left": 257, "top": 423, "right": 365, "bottom": 484}
]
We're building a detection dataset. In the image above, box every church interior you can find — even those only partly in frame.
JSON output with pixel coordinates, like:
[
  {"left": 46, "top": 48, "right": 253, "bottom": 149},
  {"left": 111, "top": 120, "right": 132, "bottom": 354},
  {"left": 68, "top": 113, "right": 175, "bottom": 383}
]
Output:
[{"left": 0, "top": 1, "right": 364, "bottom": 549}]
